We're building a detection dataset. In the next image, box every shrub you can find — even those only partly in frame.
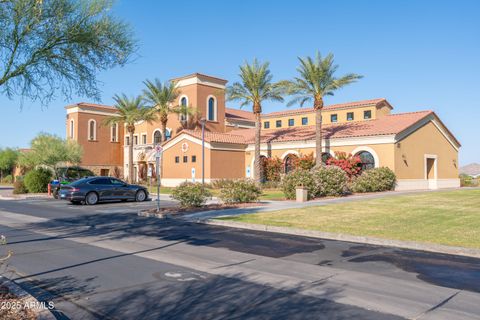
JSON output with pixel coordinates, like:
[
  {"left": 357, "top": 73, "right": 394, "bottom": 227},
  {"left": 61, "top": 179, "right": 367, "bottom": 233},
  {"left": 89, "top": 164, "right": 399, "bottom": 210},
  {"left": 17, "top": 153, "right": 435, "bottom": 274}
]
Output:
[
  {"left": 350, "top": 167, "right": 396, "bottom": 193},
  {"left": 293, "top": 152, "right": 316, "bottom": 171},
  {"left": 262, "top": 180, "right": 281, "bottom": 189},
  {"left": 219, "top": 179, "right": 262, "bottom": 204},
  {"left": 281, "top": 169, "right": 316, "bottom": 200},
  {"left": 211, "top": 179, "right": 235, "bottom": 189},
  {"left": 171, "top": 182, "right": 212, "bottom": 208},
  {"left": 460, "top": 174, "right": 478, "bottom": 187},
  {"left": 24, "top": 168, "right": 53, "bottom": 193},
  {"left": 327, "top": 151, "right": 362, "bottom": 178},
  {"left": 311, "top": 166, "right": 348, "bottom": 197},
  {"left": 2, "top": 175, "right": 13, "bottom": 184},
  {"left": 13, "top": 180, "right": 28, "bottom": 194},
  {"left": 262, "top": 157, "right": 283, "bottom": 182}
]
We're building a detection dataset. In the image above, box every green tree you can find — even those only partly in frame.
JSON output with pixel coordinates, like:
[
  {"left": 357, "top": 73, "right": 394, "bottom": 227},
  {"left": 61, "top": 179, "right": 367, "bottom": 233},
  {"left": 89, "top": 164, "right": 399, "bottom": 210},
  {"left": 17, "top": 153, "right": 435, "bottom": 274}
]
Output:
[
  {"left": 0, "top": 0, "right": 136, "bottom": 104},
  {"left": 0, "top": 148, "right": 19, "bottom": 182},
  {"left": 18, "top": 133, "right": 83, "bottom": 172},
  {"left": 280, "top": 52, "right": 362, "bottom": 166},
  {"left": 142, "top": 79, "right": 180, "bottom": 142},
  {"left": 103, "top": 94, "right": 156, "bottom": 183},
  {"left": 227, "top": 59, "right": 284, "bottom": 183}
]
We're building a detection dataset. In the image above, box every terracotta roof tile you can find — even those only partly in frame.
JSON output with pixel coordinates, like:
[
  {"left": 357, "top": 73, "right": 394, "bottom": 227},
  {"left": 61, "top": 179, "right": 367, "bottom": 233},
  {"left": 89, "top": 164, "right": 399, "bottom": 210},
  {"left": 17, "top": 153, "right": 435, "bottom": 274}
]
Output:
[
  {"left": 181, "top": 129, "right": 247, "bottom": 145},
  {"left": 225, "top": 108, "right": 256, "bottom": 121},
  {"left": 227, "top": 110, "right": 434, "bottom": 144}
]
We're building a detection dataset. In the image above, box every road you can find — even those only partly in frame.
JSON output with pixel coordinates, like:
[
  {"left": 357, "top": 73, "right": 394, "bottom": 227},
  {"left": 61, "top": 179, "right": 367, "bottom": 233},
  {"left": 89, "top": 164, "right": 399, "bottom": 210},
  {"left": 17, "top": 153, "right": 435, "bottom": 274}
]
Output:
[{"left": 0, "top": 198, "right": 479, "bottom": 319}]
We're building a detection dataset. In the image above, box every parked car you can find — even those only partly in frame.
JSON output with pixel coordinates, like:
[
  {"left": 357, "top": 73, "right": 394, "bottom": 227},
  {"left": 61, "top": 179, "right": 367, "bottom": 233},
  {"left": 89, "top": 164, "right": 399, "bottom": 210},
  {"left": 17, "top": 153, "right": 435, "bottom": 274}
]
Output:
[
  {"left": 51, "top": 166, "right": 95, "bottom": 199},
  {"left": 59, "top": 176, "right": 149, "bottom": 205}
]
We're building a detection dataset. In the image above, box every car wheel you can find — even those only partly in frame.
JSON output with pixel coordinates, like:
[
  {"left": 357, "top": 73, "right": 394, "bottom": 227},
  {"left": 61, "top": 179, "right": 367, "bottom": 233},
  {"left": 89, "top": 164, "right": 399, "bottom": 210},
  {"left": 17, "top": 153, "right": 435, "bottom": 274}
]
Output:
[
  {"left": 85, "top": 192, "right": 99, "bottom": 205},
  {"left": 135, "top": 190, "right": 147, "bottom": 202}
]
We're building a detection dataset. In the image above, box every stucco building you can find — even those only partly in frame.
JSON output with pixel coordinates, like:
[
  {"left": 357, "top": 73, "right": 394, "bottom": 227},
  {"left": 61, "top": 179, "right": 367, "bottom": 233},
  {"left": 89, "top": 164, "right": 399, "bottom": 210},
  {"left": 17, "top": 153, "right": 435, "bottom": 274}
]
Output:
[{"left": 65, "top": 73, "right": 460, "bottom": 190}]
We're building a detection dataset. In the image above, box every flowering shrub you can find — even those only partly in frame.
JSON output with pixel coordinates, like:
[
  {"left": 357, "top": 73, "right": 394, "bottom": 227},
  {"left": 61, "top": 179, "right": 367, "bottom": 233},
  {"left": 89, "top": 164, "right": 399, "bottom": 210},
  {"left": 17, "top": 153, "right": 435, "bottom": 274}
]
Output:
[
  {"left": 350, "top": 167, "right": 396, "bottom": 193},
  {"left": 262, "top": 157, "right": 283, "bottom": 182},
  {"left": 171, "top": 182, "right": 212, "bottom": 207},
  {"left": 219, "top": 179, "right": 262, "bottom": 203},
  {"left": 211, "top": 179, "right": 235, "bottom": 189},
  {"left": 327, "top": 151, "right": 362, "bottom": 178},
  {"left": 293, "top": 152, "right": 316, "bottom": 171},
  {"left": 281, "top": 169, "right": 316, "bottom": 200},
  {"left": 311, "top": 166, "right": 348, "bottom": 197}
]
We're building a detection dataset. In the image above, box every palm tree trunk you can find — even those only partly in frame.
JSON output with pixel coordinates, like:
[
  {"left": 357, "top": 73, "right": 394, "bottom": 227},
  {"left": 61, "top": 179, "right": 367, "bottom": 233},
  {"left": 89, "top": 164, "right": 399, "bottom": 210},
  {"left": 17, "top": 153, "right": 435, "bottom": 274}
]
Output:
[
  {"left": 129, "top": 131, "right": 134, "bottom": 183},
  {"left": 160, "top": 120, "right": 167, "bottom": 183},
  {"left": 314, "top": 97, "right": 324, "bottom": 167},
  {"left": 254, "top": 112, "right": 261, "bottom": 184},
  {"left": 161, "top": 121, "right": 167, "bottom": 143}
]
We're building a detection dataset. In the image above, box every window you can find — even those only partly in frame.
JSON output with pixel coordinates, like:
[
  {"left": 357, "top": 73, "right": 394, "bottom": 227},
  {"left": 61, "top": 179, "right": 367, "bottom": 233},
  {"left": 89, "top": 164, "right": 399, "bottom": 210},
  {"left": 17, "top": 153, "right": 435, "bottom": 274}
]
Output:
[
  {"left": 347, "top": 112, "right": 354, "bottom": 121},
  {"left": 183, "top": 156, "right": 188, "bottom": 163},
  {"left": 111, "top": 124, "right": 118, "bottom": 142},
  {"left": 125, "top": 136, "right": 130, "bottom": 145},
  {"left": 264, "top": 121, "right": 270, "bottom": 129},
  {"left": 301, "top": 117, "right": 308, "bottom": 125},
  {"left": 276, "top": 120, "right": 282, "bottom": 128},
  {"left": 192, "top": 155, "right": 196, "bottom": 163},
  {"left": 133, "top": 135, "right": 138, "bottom": 145},
  {"left": 153, "top": 130, "right": 162, "bottom": 144},
  {"left": 165, "top": 129, "right": 171, "bottom": 140},
  {"left": 207, "top": 97, "right": 216, "bottom": 121},
  {"left": 110, "top": 179, "right": 125, "bottom": 185},
  {"left": 89, "top": 178, "right": 111, "bottom": 185},
  {"left": 180, "top": 96, "right": 188, "bottom": 122},
  {"left": 284, "top": 154, "right": 298, "bottom": 174},
  {"left": 88, "top": 119, "right": 96, "bottom": 140},
  {"left": 175, "top": 156, "right": 180, "bottom": 163},
  {"left": 288, "top": 119, "right": 295, "bottom": 127},
  {"left": 331, "top": 114, "right": 338, "bottom": 123},
  {"left": 321, "top": 152, "right": 332, "bottom": 164},
  {"left": 356, "top": 151, "right": 375, "bottom": 171},
  {"left": 70, "top": 120, "right": 74, "bottom": 139},
  {"left": 364, "top": 110, "right": 372, "bottom": 119},
  {"left": 141, "top": 134, "right": 147, "bottom": 145}
]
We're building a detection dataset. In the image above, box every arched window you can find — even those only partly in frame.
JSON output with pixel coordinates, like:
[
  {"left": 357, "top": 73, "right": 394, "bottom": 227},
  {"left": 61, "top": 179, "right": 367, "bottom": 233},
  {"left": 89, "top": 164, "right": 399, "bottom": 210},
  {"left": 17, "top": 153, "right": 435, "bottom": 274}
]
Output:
[
  {"left": 165, "top": 128, "right": 172, "bottom": 140},
  {"left": 180, "top": 96, "right": 188, "bottom": 122},
  {"left": 111, "top": 123, "right": 118, "bottom": 142},
  {"left": 207, "top": 96, "right": 216, "bottom": 121},
  {"left": 356, "top": 151, "right": 375, "bottom": 171},
  {"left": 284, "top": 154, "right": 298, "bottom": 174},
  {"left": 321, "top": 152, "right": 332, "bottom": 165},
  {"left": 69, "top": 119, "right": 74, "bottom": 139},
  {"left": 153, "top": 130, "right": 162, "bottom": 144},
  {"left": 88, "top": 119, "right": 96, "bottom": 141}
]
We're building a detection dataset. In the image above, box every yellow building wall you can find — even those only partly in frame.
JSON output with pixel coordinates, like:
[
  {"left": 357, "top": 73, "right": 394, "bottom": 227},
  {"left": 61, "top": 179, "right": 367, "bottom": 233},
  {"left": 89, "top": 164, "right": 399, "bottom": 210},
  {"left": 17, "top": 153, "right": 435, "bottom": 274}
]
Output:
[{"left": 394, "top": 122, "right": 459, "bottom": 179}]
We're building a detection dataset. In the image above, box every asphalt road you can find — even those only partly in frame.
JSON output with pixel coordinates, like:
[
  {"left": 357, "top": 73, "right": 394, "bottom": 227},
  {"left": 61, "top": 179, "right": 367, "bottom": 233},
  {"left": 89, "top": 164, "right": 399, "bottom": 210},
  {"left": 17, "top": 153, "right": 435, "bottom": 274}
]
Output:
[{"left": 0, "top": 198, "right": 479, "bottom": 319}]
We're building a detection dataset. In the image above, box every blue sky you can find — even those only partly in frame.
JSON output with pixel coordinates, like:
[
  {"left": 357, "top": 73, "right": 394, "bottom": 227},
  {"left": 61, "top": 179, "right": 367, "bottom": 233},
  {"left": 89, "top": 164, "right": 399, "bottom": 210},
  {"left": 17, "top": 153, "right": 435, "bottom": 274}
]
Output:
[{"left": 1, "top": 0, "right": 479, "bottom": 165}]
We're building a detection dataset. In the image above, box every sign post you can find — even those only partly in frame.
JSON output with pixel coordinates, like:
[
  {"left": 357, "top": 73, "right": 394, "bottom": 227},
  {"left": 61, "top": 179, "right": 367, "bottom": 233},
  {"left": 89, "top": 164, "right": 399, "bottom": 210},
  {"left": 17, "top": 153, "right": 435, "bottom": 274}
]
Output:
[{"left": 155, "top": 144, "right": 163, "bottom": 211}]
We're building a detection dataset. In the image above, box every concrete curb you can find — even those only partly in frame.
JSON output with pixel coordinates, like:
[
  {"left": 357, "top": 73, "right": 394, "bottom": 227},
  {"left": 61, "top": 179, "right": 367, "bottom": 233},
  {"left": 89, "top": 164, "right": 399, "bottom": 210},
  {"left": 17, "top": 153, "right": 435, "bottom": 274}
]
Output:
[
  {"left": 201, "top": 219, "right": 480, "bottom": 259},
  {"left": 0, "top": 276, "right": 56, "bottom": 320}
]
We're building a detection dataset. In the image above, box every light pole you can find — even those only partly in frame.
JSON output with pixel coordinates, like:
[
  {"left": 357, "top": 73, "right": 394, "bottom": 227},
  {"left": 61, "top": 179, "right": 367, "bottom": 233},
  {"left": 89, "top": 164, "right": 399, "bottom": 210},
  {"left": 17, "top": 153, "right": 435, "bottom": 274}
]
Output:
[{"left": 200, "top": 117, "right": 206, "bottom": 185}]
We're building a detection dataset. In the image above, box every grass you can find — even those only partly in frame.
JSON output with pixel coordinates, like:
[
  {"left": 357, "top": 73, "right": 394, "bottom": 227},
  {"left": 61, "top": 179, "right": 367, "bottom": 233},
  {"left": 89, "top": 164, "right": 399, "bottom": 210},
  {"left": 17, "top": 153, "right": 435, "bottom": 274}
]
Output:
[
  {"left": 146, "top": 185, "right": 285, "bottom": 201},
  {"left": 221, "top": 189, "right": 480, "bottom": 249}
]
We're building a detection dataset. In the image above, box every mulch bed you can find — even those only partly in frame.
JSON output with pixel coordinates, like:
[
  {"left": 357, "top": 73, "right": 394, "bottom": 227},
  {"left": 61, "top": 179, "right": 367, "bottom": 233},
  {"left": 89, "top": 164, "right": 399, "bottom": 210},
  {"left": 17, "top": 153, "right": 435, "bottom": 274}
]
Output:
[
  {"left": 139, "top": 202, "right": 265, "bottom": 218},
  {"left": 0, "top": 286, "right": 36, "bottom": 320}
]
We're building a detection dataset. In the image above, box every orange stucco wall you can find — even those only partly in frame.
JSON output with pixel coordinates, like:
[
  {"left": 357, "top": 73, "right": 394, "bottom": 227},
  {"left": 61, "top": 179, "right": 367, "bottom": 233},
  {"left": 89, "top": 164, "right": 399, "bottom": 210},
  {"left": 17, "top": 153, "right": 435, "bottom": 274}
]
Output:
[{"left": 162, "top": 138, "right": 211, "bottom": 179}]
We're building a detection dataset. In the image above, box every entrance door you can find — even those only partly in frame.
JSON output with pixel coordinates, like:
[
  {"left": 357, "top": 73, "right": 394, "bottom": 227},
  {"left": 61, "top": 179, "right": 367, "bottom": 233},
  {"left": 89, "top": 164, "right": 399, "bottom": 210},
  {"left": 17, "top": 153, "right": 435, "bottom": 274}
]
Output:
[
  {"left": 426, "top": 157, "right": 437, "bottom": 189},
  {"left": 100, "top": 169, "right": 109, "bottom": 176}
]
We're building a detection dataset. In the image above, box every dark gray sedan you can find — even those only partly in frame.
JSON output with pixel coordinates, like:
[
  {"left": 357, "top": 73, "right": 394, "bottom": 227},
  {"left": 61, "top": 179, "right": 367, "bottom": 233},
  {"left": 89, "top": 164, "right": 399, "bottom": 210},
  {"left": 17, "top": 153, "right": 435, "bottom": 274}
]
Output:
[{"left": 59, "top": 177, "right": 149, "bottom": 205}]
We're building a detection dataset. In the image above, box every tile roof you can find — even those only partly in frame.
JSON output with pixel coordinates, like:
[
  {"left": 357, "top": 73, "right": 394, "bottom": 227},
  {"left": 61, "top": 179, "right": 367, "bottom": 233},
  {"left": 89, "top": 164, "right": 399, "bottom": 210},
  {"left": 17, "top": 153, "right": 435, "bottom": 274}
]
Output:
[
  {"left": 225, "top": 108, "right": 256, "bottom": 121},
  {"left": 226, "top": 110, "right": 434, "bottom": 144},
  {"left": 181, "top": 129, "right": 247, "bottom": 145},
  {"left": 261, "top": 98, "right": 388, "bottom": 118},
  {"left": 65, "top": 102, "right": 117, "bottom": 111}
]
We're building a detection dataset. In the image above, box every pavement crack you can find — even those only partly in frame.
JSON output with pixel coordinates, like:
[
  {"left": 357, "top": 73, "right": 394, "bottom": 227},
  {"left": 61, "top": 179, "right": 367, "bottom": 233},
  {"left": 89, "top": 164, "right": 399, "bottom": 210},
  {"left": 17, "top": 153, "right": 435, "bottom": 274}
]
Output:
[
  {"left": 411, "top": 290, "right": 461, "bottom": 320},
  {"left": 212, "top": 258, "right": 256, "bottom": 269}
]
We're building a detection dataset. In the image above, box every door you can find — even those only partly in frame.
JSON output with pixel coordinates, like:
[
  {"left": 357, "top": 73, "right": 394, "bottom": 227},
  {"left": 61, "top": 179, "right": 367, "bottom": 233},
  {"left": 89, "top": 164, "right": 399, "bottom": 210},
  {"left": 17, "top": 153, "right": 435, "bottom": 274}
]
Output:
[
  {"left": 100, "top": 169, "right": 110, "bottom": 176},
  {"left": 110, "top": 178, "right": 131, "bottom": 199},
  {"left": 89, "top": 178, "right": 114, "bottom": 200},
  {"left": 426, "top": 158, "right": 437, "bottom": 189}
]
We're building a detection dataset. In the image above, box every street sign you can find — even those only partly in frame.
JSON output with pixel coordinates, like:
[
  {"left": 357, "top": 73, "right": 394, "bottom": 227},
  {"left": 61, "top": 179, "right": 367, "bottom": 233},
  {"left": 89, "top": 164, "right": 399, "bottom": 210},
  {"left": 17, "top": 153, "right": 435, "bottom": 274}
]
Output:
[
  {"left": 147, "top": 167, "right": 152, "bottom": 177},
  {"left": 155, "top": 144, "right": 163, "bottom": 158}
]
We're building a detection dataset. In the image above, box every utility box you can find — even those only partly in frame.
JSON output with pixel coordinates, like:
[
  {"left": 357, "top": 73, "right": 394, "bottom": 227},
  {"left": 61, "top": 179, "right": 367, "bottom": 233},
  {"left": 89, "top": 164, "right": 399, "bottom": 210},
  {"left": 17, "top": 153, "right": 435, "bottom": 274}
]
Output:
[{"left": 296, "top": 187, "right": 308, "bottom": 202}]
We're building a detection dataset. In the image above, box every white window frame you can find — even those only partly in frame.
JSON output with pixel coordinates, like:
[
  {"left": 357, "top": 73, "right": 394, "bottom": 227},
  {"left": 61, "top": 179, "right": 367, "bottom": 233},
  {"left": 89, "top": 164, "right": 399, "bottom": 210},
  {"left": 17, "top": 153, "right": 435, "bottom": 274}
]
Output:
[
  {"left": 133, "top": 134, "right": 139, "bottom": 146},
  {"left": 141, "top": 132, "right": 147, "bottom": 145},
  {"left": 179, "top": 95, "right": 189, "bottom": 122},
  {"left": 206, "top": 95, "right": 217, "bottom": 121},
  {"left": 152, "top": 129, "right": 162, "bottom": 145},
  {"left": 88, "top": 119, "right": 96, "bottom": 141},
  {"left": 69, "top": 119, "right": 74, "bottom": 139},
  {"left": 111, "top": 123, "right": 118, "bottom": 142}
]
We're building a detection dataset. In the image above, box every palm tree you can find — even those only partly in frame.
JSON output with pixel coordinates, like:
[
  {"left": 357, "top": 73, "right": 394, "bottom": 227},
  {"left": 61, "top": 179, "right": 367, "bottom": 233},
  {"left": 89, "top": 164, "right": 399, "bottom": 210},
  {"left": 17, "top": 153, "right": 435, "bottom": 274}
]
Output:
[
  {"left": 143, "top": 79, "right": 180, "bottom": 142},
  {"left": 103, "top": 94, "right": 156, "bottom": 183},
  {"left": 281, "top": 52, "right": 362, "bottom": 166},
  {"left": 227, "top": 59, "right": 284, "bottom": 183}
]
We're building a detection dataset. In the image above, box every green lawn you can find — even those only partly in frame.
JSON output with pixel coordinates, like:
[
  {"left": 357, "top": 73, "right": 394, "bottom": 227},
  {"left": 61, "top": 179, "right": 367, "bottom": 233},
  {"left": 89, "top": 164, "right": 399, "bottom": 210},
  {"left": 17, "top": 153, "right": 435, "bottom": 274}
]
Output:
[
  {"left": 221, "top": 189, "right": 480, "bottom": 249},
  {"left": 146, "top": 185, "right": 285, "bottom": 201}
]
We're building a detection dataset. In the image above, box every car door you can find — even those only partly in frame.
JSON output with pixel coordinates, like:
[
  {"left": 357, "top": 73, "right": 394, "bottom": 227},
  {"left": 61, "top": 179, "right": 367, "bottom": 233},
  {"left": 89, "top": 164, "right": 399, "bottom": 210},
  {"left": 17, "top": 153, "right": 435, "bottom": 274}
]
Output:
[
  {"left": 110, "top": 178, "right": 131, "bottom": 199},
  {"left": 89, "top": 178, "right": 114, "bottom": 200}
]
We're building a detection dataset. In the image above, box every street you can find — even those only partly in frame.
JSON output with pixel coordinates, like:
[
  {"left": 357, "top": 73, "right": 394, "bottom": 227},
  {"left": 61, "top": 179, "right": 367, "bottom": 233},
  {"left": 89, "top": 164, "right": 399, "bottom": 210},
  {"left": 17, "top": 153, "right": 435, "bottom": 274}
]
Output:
[{"left": 0, "top": 198, "right": 479, "bottom": 319}]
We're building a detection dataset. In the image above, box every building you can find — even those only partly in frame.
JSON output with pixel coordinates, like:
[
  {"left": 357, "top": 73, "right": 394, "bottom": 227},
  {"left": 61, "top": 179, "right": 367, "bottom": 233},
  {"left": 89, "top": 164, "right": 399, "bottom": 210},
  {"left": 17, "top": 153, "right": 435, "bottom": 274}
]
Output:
[{"left": 65, "top": 73, "right": 461, "bottom": 190}]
